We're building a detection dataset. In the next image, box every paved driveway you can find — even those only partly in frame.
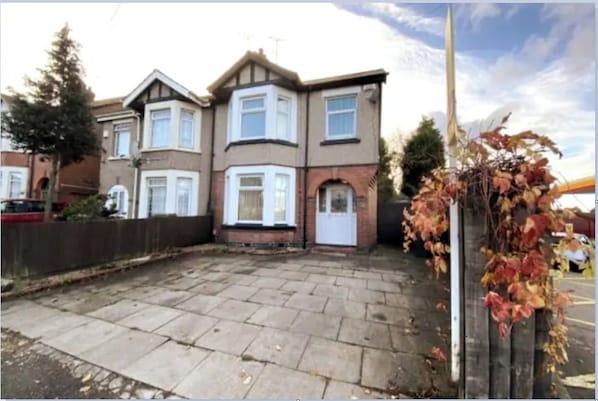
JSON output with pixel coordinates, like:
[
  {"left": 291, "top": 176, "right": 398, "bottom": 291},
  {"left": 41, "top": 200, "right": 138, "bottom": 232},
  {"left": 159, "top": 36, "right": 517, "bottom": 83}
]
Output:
[{"left": 2, "top": 249, "right": 452, "bottom": 399}]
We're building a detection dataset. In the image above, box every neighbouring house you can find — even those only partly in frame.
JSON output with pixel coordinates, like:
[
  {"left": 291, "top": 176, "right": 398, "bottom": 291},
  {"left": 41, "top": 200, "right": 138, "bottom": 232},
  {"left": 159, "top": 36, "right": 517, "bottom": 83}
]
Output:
[
  {"left": 1, "top": 94, "right": 101, "bottom": 203},
  {"left": 97, "top": 50, "right": 387, "bottom": 250}
]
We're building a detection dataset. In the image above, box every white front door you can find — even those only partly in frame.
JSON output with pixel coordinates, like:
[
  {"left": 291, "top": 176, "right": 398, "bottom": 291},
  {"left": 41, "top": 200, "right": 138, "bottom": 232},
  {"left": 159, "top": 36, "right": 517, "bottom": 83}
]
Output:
[{"left": 316, "top": 184, "right": 357, "bottom": 246}]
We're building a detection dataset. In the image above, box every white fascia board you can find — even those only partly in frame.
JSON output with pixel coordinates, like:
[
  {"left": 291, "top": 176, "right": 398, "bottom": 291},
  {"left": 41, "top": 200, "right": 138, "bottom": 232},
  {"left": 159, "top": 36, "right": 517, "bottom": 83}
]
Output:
[{"left": 123, "top": 69, "right": 210, "bottom": 108}]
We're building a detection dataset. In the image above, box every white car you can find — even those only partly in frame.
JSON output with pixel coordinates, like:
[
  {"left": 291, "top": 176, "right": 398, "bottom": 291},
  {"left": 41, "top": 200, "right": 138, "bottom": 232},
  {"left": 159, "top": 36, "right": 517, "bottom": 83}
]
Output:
[{"left": 551, "top": 232, "right": 592, "bottom": 272}]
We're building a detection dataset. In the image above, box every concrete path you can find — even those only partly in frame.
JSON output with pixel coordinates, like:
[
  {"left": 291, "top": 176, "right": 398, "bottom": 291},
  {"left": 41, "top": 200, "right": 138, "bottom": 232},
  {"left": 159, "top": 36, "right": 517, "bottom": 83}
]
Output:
[{"left": 1, "top": 249, "right": 453, "bottom": 399}]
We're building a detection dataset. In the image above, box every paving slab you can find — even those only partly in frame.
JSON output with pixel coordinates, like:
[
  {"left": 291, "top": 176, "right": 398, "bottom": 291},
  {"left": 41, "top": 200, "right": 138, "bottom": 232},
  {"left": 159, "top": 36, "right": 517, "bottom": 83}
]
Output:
[
  {"left": 42, "top": 319, "right": 129, "bottom": 356},
  {"left": 278, "top": 271, "right": 309, "bottom": 281},
  {"left": 324, "top": 298, "right": 366, "bottom": 320},
  {"left": 353, "top": 271, "right": 383, "bottom": 280},
  {"left": 60, "top": 294, "right": 119, "bottom": 314},
  {"left": 348, "top": 288, "right": 385, "bottom": 304},
  {"left": 155, "top": 312, "right": 219, "bottom": 344},
  {"left": 306, "top": 273, "right": 336, "bottom": 285},
  {"left": 335, "top": 276, "right": 367, "bottom": 289},
  {"left": 175, "top": 294, "right": 226, "bottom": 314},
  {"left": 323, "top": 380, "right": 390, "bottom": 399},
  {"left": 382, "top": 272, "right": 411, "bottom": 283},
  {"left": 216, "top": 284, "right": 260, "bottom": 301},
  {"left": 226, "top": 274, "right": 259, "bottom": 286},
  {"left": 252, "top": 277, "right": 286, "bottom": 289},
  {"left": 162, "top": 276, "right": 205, "bottom": 290},
  {"left": 252, "top": 268, "right": 282, "bottom": 278},
  {"left": 280, "top": 280, "right": 316, "bottom": 294},
  {"left": 327, "top": 268, "right": 354, "bottom": 277},
  {"left": 188, "top": 281, "right": 230, "bottom": 295},
  {"left": 116, "top": 304, "right": 183, "bottom": 332},
  {"left": 246, "top": 305, "right": 299, "bottom": 330},
  {"left": 173, "top": 351, "right": 264, "bottom": 399},
  {"left": 313, "top": 284, "right": 349, "bottom": 299},
  {"left": 207, "top": 299, "right": 261, "bottom": 322},
  {"left": 12, "top": 311, "right": 94, "bottom": 340},
  {"left": 302, "top": 266, "right": 328, "bottom": 274},
  {"left": 389, "top": 327, "right": 448, "bottom": 356},
  {"left": 87, "top": 299, "right": 151, "bottom": 322},
  {"left": 367, "top": 280, "right": 401, "bottom": 293},
  {"left": 248, "top": 288, "right": 292, "bottom": 306},
  {"left": 1, "top": 299, "right": 38, "bottom": 316},
  {"left": 243, "top": 327, "right": 309, "bottom": 369},
  {"left": 80, "top": 329, "right": 167, "bottom": 372},
  {"left": 361, "top": 348, "right": 430, "bottom": 394},
  {"left": 202, "top": 272, "right": 233, "bottom": 282},
  {"left": 385, "top": 293, "right": 433, "bottom": 310},
  {"left": 284, "top": 293, "right": 327, "bottom": 312},
  {"left": 298, "top": 336, "right": 362, "bottom": 383},
  {"left": 246, "top": 364, "right": 326, "bottom": 399},
  {"left": 366, "top": 304, "right": 412, "bottom": 326},
  {"left": 145, "top": 289, "right": 194, "bottom": 307},
  {"left": 2, "top": 303, "right": 64, "bottom": 330},
  {"left": 338, "top": 318, "right": 392, "bottom": 349},
  {"left": 195, "top": 320, "right": 261, "bottom": 355},
  {"left": 123, "top": 285, "right": 162, "bottom": 301},
  {"left": 290, "top": 311, "right": 341, "bottom": 340},
  {"left": 121, "top": 340, "right": 210, "bottom": 391}
]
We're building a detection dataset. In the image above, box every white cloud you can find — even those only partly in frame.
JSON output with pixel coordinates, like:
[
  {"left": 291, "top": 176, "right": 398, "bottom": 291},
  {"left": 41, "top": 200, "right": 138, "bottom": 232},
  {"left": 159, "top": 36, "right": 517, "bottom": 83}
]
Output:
[{"left": 360, "top": 3, "right": 445, "bottom": 37}]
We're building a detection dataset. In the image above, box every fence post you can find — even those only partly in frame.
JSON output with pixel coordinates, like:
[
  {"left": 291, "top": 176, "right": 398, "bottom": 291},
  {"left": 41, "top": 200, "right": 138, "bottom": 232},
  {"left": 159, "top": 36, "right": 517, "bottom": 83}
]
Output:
[
  {"left": 462, "top": 203, "right": 490, "bottom": 398},
  {"left": 532, "top": 309, "right": 552, "bottom": 398}
]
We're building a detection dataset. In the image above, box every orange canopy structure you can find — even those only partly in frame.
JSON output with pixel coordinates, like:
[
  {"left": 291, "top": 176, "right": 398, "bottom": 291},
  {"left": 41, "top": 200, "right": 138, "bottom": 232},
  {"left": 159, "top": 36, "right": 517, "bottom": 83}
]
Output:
[{"left": 557, "top": 176, "right": 595, "bottom": 194}]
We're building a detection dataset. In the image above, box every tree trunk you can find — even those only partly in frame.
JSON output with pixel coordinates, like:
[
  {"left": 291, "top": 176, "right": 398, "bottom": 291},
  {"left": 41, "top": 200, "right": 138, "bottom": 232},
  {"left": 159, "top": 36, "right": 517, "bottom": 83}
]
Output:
[{"left": 43, "top": 156, "right": 59, "bottom": 222}]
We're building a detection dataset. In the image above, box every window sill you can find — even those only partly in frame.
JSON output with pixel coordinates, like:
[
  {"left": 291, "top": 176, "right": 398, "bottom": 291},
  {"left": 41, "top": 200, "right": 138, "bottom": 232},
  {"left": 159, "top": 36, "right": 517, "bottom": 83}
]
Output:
[
  {"left": 141, "top": 147, "right": 201, "bottom": 154},
  {"left": 320, "top": 138, "right": 361, "bottom": 146},
  {"left": 221, "top": 224, "right": 297, "bottom": 231},
  {"left": 225, "top": 139, "right": 298, "bottom": 152},
  {"left": 107, "top": 156, "right": 131, "bottom": 161}
]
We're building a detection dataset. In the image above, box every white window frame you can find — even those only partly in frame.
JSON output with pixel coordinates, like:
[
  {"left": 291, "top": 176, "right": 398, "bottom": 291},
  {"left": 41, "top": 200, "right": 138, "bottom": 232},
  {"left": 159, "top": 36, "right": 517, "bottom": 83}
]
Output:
[
  {"left": 150, "top": 109, "right": 171, "bottom": 148},
  {"left": 276, "top": 95, "right": 291, "bottom": 141},
  {"left": 138, "top": 169, "right": 199, "bottom": 218},
  {"left": 240, "top": 96, "right": 266, "bottom": 140},
  {"left": 175, "top": 177, "right": 193, "bottom": 216},
  {"left": 143, "top": 100, "right": 201, "bottom": 153},
  {"left": 107, "top": 185, "right": 129, "bottom": 217},
  {"left": 223, "top": 165, "right": 295, "bottom": 226},
  {"left": 113, "top": 124, "right": 131, "bottom": 158},
  {"left": 325, "top": 94, "right": 358, "bottom": 140},
  {"left": 179, "top": 109, "right": 195, "bottom": 149},
  {"left": 0, "top": 166, "right": 28, "bottom": 199},
  {"left": 274, "top": 173, "right": 290, "bottom": 223},
  {"left": 228, "top": 85, "right": 297, "bottom": 144}
]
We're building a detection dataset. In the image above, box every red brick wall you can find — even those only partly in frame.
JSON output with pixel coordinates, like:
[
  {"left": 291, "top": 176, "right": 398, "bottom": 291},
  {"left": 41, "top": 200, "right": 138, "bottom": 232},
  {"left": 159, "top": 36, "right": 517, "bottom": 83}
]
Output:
[
  {"left": 212, "top": 164, "right": 378, "bottom": 249},
  {"left": 1, "top": 152, "right": 29, "bottom": 168}
]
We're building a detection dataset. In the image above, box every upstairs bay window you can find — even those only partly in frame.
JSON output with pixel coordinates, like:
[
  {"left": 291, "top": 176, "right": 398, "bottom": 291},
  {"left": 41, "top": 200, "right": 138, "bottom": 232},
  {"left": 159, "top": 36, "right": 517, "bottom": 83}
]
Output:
[
  {"left": 326, "top": 95, "right": 357, "bottom": 139},
  {"left": 143, "top": 100, "right": 201, "bottom": 152},
  {"left": 228, "top": 85, "right": 297, "bottom": 144},
  {"left": 150, "top": 110, "right": 171, "bottom": 148},
  {"left": 223, "top": 165, "right": 295, "bottom": 227}
]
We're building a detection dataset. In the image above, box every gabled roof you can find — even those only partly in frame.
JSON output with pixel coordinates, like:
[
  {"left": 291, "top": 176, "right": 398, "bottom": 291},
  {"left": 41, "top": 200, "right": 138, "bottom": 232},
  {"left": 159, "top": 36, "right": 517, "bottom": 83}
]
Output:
[
  {"left": 303, "top": 69, "right": 388, "bottom": 90},
  {"left": 123, "top": 69, "right": 210, "bottom": 108},
  {"left": 207, "top": 50, "right": 301, "bottom": 93}
]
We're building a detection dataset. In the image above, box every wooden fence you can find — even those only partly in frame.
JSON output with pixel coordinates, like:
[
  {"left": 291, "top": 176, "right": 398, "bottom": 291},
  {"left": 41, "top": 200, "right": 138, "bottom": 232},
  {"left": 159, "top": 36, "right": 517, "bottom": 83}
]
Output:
[
  {"left": 462, "top": 205, "right": 552, "bottom": 398},
  {"left": 1, "top": 215, "right": 213, "bottom": 279}
]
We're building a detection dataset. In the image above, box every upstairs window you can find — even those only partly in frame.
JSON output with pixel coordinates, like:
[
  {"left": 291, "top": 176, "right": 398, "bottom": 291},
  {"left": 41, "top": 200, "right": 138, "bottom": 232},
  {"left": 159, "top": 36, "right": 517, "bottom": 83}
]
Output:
[
  {"left": 240, "top": 97, "right": 266, "bottom": 139},
  {"left": 113, "top": 124, "right": 130, "bottom": 158},
  {"left": 150, "top": 109, "right": 171, "bottom": 148},
  {"left": 179, "top": 110, "right": 194, "bottom": 149},
  {"left": 228, "top": 85, "right": 297, "bottom": 144},
  {"left": 326, "top": 95, "right": 357, "bottom": 139}
]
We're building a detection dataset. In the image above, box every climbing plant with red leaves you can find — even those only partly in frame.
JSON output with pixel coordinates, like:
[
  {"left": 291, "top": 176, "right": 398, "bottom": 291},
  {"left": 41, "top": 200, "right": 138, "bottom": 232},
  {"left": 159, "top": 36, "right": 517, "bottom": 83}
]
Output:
[{"left": 402, "top": 113, "right": 595, "bottom": 372}]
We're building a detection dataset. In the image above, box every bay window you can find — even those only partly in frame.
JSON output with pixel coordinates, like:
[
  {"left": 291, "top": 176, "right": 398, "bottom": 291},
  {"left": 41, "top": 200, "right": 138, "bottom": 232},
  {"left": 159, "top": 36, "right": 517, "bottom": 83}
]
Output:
[
  {"left": 224, "top": 166, "right": 295, "bottom": 226},
  {"left": 179, "top": 110, "right": 194, "bottom": 148},
  {"left": 139, "top": 170, "right": 199, "bottom": 218},
  {"left": 151, "top": 110, "right": 171, "bottom": 148},
  {"left": 228, "top": 85, "right": 297, "bottom": 144},
  {"left": 107, "top": 185, "right": 128, "bottom": 217}
]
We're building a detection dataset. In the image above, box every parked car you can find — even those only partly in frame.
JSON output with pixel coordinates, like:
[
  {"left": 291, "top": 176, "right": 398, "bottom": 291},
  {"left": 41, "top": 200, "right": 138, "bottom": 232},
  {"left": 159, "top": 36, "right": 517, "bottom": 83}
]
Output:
[
  {"left": 1, "top": 199, "right": 67, "bottom": 223},
  {"left": 549, "top": 231, "right": 593, "bottom": 272}
]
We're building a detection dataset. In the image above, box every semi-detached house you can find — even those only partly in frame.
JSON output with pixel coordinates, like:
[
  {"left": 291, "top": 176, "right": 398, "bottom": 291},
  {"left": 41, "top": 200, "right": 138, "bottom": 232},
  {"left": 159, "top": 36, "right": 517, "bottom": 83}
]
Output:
[{"left": 96, "top": 50, "right": 387, "bottom": 250}]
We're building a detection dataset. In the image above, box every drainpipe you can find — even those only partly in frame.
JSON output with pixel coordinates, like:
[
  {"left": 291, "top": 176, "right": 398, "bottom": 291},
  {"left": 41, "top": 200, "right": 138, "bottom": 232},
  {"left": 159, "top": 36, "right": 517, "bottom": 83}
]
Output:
[
  {"left": 28, "top": 153, "right": 34, "bottom": 198},
  {"left": 132, "top": 111, "right": 141, "bottom": 218},
  {"left": 206, "top": 105, "right": 216, "bottom": 213},
  {"left": 302, "top": 90, "right": 310, "bottom": 249}
]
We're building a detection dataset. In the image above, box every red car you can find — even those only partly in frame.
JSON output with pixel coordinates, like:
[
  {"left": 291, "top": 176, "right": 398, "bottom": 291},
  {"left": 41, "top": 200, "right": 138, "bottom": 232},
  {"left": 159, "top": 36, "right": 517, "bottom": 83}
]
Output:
[{"left": 1, "top": 199, "right": 67, "bottom": 223}]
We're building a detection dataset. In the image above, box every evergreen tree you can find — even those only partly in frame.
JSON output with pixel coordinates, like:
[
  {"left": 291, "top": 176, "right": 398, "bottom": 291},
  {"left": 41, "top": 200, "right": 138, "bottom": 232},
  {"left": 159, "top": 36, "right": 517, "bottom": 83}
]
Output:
[
  {"left": 399, "top": 117, "right": 446, "bottom": 197},
  {"left": 378, "top": 136, "right": 398, "bottom": 202},
  {"left": 1, "top": 24, "right": 98, "bottom": 220}
]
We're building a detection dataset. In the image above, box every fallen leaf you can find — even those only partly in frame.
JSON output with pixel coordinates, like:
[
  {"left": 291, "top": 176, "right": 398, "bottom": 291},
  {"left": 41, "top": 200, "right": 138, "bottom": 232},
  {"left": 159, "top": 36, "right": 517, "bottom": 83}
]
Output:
[
  {"left": 431, "top": 346, "right": 447, "bottom": 362},
  {"left": 435, "top": 302, "right": 447, "bottom": 312},
  {"left": 81, "top": 373, "right": 92, "bottom": 383},
  {"left": 80, "top": 386, "right": 91, "bottom": 393},
  {"left": 350, "top": 396, "right": 359, "bottom": 400},
  {"left": 243, "top": 375, "right": 252, "bottom": 385},
  {"left": 275, "top": 345, "right": 282, "bottom": 352},
  {"left": 364, "top": 389, "right": 371, "bottom": 394},
  {"left": 309, "top": 369, "right": 318, "bottom": 376}
]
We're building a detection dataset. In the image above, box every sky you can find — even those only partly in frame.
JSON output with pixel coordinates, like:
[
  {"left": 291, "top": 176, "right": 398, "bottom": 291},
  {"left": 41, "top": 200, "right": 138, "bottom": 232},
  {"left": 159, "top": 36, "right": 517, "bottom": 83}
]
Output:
[{"left": 0, "top": 2, "right": 595, "bottom": 210}]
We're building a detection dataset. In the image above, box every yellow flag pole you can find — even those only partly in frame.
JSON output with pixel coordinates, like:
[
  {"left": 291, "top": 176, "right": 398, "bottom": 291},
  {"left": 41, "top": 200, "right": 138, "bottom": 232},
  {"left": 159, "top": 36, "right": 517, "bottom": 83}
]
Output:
[{"left": 445, "top": 3, "right": 461, "bottom": 386}]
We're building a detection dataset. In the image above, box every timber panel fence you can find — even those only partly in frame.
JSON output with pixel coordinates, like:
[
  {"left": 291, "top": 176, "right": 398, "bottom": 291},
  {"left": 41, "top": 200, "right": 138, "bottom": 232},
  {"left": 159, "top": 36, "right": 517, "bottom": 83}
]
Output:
[{"left": 1, "top": 215, "right": 213, "bottom": 279}]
